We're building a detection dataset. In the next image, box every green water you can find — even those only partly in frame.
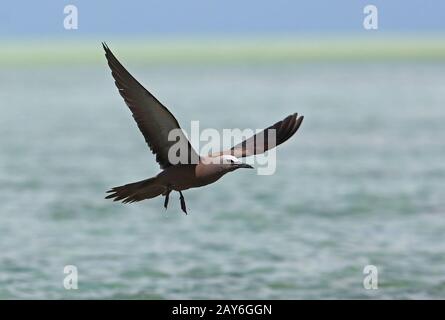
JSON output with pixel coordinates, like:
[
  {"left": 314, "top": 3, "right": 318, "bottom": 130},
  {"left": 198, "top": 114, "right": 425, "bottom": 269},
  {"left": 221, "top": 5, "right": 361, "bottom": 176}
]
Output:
[
  {"left": 1, "top": 58, "right": 445, "bottom": 299},
  {"left": 3, "top": 37, "right": 445, "bottom": 66}
]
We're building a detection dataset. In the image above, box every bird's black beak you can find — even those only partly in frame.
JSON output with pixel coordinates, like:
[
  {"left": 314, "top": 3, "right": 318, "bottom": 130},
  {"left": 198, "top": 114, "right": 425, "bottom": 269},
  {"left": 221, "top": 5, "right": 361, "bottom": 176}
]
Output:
[{"left": 237, "top": 163, "right": 254, "bottom": 169}]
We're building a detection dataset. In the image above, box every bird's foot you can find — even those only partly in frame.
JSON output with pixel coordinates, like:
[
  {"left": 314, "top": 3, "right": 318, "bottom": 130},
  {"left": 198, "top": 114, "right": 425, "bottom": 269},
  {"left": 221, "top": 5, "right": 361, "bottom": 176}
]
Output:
[
  {"left": 164, "top": 189, "right": 171, "bottom": 210},
  {"left": 178, "top": 191, "right": 187, "bottom": 215}
]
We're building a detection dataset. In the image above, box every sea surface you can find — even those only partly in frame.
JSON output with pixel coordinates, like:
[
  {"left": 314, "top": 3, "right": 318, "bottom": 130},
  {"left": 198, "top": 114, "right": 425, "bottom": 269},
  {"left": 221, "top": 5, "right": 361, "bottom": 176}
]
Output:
[{"left": 0, "top": 60, "right": 444, "bottom": 299}]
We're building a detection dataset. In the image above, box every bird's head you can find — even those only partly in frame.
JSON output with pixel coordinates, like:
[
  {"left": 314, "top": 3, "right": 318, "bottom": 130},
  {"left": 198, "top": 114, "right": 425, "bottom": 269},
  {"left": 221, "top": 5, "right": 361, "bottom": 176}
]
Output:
[{"left": 212, "top": 155, "right": 254, "bottom": 172}]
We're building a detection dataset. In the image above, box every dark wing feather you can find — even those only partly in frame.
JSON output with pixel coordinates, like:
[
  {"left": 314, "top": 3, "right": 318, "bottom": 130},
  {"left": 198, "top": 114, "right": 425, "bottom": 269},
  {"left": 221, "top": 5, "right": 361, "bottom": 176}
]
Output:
[
  {"left": 102, "top": 43, "right": 199, "bottom": 168},
  {"left": 212, "top": 113, "right": 303, "bottom": 158}
]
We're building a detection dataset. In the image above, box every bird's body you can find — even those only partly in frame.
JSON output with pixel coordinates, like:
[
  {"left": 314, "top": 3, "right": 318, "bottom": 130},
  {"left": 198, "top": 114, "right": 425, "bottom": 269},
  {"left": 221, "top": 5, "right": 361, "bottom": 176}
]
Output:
[
  {"left": 158, "top": 164, "right": 201, "bottom": 191},
  {"left": 106, "top": 157, "right": 246, "bottom": 208},
  {"left": 155, "top": 161, "right": 226, "bottom": 191},
  {"left": 102, "top": 43, "right": 304, "bottom": 214}
]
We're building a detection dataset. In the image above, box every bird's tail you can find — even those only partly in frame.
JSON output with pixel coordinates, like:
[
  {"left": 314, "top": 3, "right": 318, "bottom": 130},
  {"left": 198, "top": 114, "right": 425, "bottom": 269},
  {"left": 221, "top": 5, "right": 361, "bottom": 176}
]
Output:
[{"left": 105, "top": 177, "right": 165, "bottom": 204}]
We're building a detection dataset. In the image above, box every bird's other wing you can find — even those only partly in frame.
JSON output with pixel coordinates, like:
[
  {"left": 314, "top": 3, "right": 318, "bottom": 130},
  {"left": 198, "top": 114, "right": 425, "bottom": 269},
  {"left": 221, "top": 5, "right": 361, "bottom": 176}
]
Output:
[
  {"left": 211, "top": 113, "right": 303, "bottom": 158},
  {"left": 102, "top": 43, "right": 199, "bottom": 169}
]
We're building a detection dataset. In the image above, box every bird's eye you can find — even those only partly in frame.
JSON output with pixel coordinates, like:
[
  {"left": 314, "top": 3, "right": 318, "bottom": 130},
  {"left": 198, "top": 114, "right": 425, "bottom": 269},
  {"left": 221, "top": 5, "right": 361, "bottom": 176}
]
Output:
[{"left": 229, "top": 159, "right": 234, "bottom": 164}]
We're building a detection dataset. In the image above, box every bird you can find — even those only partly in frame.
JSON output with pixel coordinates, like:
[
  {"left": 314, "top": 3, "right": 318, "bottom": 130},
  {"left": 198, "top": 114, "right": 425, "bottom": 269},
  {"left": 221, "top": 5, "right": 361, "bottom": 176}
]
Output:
[{"left": 102, "top": 43, "right": 304, "bottom": 214}]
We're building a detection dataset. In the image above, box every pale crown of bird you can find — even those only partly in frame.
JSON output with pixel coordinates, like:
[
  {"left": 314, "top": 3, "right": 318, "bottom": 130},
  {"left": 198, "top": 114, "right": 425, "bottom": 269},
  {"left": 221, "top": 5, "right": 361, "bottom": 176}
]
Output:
[
  {"left": 204, "top": 155, "right": 242, "bottom": 165},
  {"left": 220, "top": 155, "right": 242, "bottom": 165}
]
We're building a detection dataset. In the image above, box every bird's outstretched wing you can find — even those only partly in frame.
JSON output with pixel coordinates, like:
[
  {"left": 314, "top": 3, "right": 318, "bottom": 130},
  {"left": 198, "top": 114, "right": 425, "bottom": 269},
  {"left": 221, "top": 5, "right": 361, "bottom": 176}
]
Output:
[
  {"left": 211, "top": 113, "right": 303, "bottom": 158},
  {"left": 102, "top": 43, "right": 199, "bottom": 169}
]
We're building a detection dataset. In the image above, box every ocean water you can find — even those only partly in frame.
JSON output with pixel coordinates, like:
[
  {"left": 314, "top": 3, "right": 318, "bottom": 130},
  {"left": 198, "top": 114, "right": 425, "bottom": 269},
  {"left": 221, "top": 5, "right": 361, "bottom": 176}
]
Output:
[{"left": 0, "top": 61, "right": 444, "bottom": 299}]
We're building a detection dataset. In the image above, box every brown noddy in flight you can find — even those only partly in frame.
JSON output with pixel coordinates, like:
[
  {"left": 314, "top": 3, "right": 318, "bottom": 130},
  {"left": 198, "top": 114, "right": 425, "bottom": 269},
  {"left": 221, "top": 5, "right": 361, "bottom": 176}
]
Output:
[{"left": 103, "top": 43, "right": 304, "bottom": 214}]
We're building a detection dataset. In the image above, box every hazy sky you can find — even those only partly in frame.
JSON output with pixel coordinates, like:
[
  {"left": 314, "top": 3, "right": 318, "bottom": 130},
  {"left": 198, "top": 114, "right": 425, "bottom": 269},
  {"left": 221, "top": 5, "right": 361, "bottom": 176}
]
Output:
[{"left": 1, "top": 0, "right": 445, "bottom": 37}]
